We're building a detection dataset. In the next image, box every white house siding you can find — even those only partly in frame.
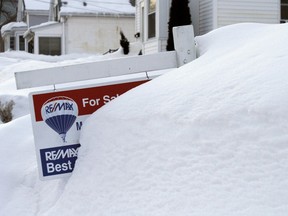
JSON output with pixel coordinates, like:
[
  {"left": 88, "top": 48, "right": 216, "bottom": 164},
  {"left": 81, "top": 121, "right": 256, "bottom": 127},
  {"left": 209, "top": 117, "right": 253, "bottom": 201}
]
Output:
[
  {"left": 159, "top": 39, "right": 167, "bottom": 52},
  {"left": 135, "top": 0, "right": 142, "bottom": 35},
  {"left": 64, "top": 16, "right": 135, "bottom": 54},
  {"left": 26, "top": 14, "right": 49, "bottom": 27},
  {"left": 142, "top": 38, "right": 158, "bottom": 54},
  {"left": 158, "top": 0, "right": 170, "bottom": 40},
  {"left": 137, "top": 0, "right": 200, "bottom": 53},
  {"left": 190, "top": 0, "right": 200, "bottom": 36},
  {"left": 3, "top": 37, "right": 10, "bottom": 52},
  {"left": 217, "top": 0, "right": 280, "bottom": 28},
  {"left": 154, "top": 0, "right": 171, "bottom": 52},
  {"left": 199, "top": 0, "right": 214, "bottom": 35}
]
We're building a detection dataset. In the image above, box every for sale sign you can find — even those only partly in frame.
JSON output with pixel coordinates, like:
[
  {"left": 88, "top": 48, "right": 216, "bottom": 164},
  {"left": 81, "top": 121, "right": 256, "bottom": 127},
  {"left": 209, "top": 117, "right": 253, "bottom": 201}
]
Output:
[{"left": 30, "top": 79, "right": 148, "bottom": 180}]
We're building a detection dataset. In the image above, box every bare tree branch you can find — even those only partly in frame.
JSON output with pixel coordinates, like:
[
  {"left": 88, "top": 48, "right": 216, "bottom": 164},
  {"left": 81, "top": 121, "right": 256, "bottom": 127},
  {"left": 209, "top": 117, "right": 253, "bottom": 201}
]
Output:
[{"left": 0, "top": 0, "right": 18, "bottom": 52}]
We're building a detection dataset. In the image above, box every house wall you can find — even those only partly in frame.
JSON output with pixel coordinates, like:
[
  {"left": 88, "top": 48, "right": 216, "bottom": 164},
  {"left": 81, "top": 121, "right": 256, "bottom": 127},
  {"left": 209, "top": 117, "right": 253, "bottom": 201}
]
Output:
[
  {"left": 135, "top": 0, "right": 142, "bottom": 37},
  {"left": 136, "top": 0, "right": 281, "bottom": 55},
  {"left": 64, "top": 16, "right": 135, "bottom": 54},
  {"left": 25, "top": 12, "right": 49, "bottom": 27},
  {"left": 195, "top": 0, "right": 280, "bottom": 36},
  {"left": 190, "top": 0, "right": 200, "bottom": 36},
  {"left": 135, "top": 0, "right": 158, "bottom": 54},
  {"left": 143, "top": 38, "right": 158, "bottom": 54},
  {"left": 199, "top": 0, "right": 214, "bottom": 35},
  {"left": 156, "top": 0, "right": 171, "bottom": 53},
  {"left": 216, "top": 0, "right": 280, "bottom": 28},
  {"left": 136, "top": 0, "right": 199, "bottom": 54},
  {"left": 136, "top": 0, "right": 171, "bottom": 54},
  {"left": 3, "top": 37, "right": 10, "bottom": 52},
  {"left": 28, "top": 15, "right": 49, "bottom": 27}
]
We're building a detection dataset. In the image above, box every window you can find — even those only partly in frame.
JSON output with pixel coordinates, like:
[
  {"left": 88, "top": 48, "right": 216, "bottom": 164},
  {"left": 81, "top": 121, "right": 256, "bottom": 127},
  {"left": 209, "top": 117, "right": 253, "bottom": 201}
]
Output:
[
  {"left": 148, "top": 0, "right": 156, "bottom": 38},
  {"left": 10, "top": 37, "right": 15, "bottom": 50},
  {"left": 281, "top": 0, "right": 288, "bottom": 23},
  {"left": 28, "top": 39, "right": 34, "bottom": 54},
  {"left": 19, "top": 36, "right": 25, "bottom": 51},
  {"left": 54, "top": 0, "right": 61, "bottom": 21},
  {"left": 39, "top": 37, "right": 61, "bottom": 55}
]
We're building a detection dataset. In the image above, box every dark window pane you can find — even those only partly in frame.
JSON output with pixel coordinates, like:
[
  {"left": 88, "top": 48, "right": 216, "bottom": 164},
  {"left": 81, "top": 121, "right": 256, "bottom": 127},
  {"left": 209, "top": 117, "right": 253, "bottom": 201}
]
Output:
[
  {"left": 10, "top": 37, "right": 15, "bottom": 50},
  {"left": 19, "top": 36, "right": 25, "bottom": 51},
  {"left": 148, "top": 13, "right": 155, "bottom": 38},
  {"left": 28, "top": 39, "right": 34, "bottom": 53},
  {"left": 282, "top": 0, "right": 288, "bottom": 4},
  {"left": 281, "top": 5, "right": 288, "bottom": 20},
  {"left": 39, "top": 37, "right": 61, "bottom": 55}
]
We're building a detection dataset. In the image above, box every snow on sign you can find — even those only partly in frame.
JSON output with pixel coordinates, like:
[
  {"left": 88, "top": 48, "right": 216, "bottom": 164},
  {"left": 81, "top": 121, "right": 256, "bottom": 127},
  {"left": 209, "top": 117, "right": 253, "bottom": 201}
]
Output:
[{"left": 30, "top": 79, "right": 148, "bottom": 180}]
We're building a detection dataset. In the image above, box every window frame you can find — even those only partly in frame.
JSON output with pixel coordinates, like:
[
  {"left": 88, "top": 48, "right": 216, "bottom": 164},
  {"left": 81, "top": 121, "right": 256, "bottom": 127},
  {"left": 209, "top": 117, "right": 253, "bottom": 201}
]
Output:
[
  {"left": 19, "top": 35, "right": 25, "bottom": 51},
  {"left": 281, "top": 0, "right": 288, "bottom": 23},
  {"left": 147, "top": 0, "right": 156, "bottom": 39},
  {"left": 38, "top": 37, "right": 62, "bottom": 56},
  {"left": 10, "top": 36, "right": 15, "bottom": 50}
]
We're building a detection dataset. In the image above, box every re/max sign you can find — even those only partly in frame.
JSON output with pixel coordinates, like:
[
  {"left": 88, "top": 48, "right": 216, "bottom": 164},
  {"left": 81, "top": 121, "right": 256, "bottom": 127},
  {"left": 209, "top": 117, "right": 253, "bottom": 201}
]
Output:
[{"left": 30, "top": 79, "right": 149, "bottom": 180}]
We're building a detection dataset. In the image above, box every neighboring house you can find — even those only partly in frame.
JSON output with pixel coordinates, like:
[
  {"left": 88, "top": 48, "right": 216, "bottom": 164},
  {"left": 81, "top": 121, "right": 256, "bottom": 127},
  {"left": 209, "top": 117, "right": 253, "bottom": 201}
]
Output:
[
  {"left": 24, "top": 21, "right": 62, "bottom": 55},
  {"left": 136, "top": 0, "right": 288, "bottom": 54},
  {"left": 1, "top": 22, "right": 27, "bottom": 51},
  {"left": 20, "top": 0, "right": 50, "bottom": 27},
  {"left": 198, "top": 0, "right": 286, "bottom": 35},
  {"left": 24, "top": 0, "right": 136, "bottom": 55},
  {"left": 1, "top": 0, "right": 50, "bottom": 52},
  {"left": 2, "top": 0, "right": 135, "bottom": 55}
]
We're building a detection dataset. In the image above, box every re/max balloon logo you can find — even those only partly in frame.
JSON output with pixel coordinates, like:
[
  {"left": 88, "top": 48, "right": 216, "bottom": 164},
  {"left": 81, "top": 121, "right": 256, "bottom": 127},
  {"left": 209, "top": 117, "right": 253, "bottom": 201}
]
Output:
[
  {"left": 44, "top": 101, "right": 75, "bottom": 114},
  {"left": 41, "top": 96, "right": 79, "bottom": 143}
]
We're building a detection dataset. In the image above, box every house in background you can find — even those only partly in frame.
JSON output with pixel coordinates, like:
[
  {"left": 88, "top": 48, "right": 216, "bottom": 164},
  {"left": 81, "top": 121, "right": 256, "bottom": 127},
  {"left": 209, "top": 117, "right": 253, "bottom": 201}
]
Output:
[
  {"left": 3, "top": 0, "right": 288, "bottom": 55},
  {"left": 1, "top": 0, "right": 135, "bottom": 55},
  {"left": 198, "top": 0, "right": 287, "bottom": 35},
  {"left": 136, "top": 0, "right": 288, "bottom": 54},
  {"left": 1, "top": 0, "right": 50, "bottom": 52},
  {"left": 24, "top": 21, "right": 62, "bottom": 54},
  {"left": 1, "top": 22, "right": 27, "bottom": 51},
  {"left": 23, "top": 0, "right": 136, "bottom": 55}
]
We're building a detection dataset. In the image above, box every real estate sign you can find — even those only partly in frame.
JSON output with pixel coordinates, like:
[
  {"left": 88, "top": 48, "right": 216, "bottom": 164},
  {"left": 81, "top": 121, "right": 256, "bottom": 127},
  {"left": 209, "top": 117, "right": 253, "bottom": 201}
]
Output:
[{"left": 30, "top": 79, "right": 148, "bottom": 180}]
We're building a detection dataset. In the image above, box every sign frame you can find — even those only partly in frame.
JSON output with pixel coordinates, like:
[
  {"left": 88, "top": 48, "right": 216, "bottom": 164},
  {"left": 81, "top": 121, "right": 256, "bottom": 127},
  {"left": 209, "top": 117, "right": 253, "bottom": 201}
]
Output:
[{"left": 30, "top": 76, "right": 149, "bottom": 180}]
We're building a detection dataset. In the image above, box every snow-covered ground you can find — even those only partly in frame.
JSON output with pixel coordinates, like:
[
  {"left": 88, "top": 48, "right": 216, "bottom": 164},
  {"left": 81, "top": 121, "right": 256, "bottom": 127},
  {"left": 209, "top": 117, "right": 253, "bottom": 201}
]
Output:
[{"left": 1, "top": 23, "right": 288, "bottom": 216}]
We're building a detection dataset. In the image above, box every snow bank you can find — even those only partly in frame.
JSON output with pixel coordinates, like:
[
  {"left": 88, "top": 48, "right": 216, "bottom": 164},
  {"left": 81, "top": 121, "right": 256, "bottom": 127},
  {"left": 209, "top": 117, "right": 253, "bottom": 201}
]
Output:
[
  {"left": 1, "top": 23, "right": 288, "bottom": 216},
  {"left": 40, "top": 23, "right": 288, "bottom": 215}
]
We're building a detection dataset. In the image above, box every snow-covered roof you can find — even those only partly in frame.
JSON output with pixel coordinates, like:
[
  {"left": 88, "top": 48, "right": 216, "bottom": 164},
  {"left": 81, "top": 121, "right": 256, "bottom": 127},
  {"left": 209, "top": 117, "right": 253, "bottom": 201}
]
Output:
[
  {"left": 24, "top": 0, "right": 50, "bottom": 11},
  {"left": 59, "top": 0, "right": 135, "bottom": 16},
  {"left": 29, "top": 21, "right": 59, "bottom": 30},
  {"left": 23, "top": 21, "right": 60, "bottom": 39},
  {"left": 1, "top": 22, "right": 27, "bottom": 35}
]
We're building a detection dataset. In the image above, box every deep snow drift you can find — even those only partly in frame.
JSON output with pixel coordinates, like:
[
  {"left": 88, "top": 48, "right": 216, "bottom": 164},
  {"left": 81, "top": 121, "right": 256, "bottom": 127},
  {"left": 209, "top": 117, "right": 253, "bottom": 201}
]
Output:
[{"left": 1, "top": 23, "right": 288, "bottom": 216}]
